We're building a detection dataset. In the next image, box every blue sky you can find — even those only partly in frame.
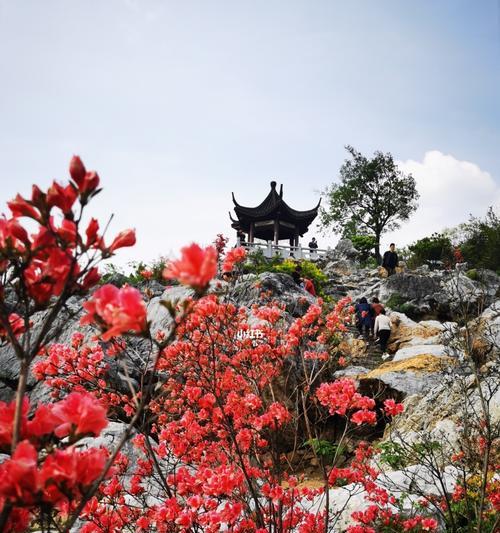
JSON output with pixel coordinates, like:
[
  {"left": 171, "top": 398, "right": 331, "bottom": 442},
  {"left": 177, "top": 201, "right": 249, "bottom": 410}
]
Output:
[{"left": 1, "top": 0, "right": 499, "bottom": 266}]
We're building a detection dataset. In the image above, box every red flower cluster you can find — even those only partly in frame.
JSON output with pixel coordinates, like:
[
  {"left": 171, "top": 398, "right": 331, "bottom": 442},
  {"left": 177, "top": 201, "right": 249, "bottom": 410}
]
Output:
[
  {"left": 221, "top": 246, "right": 246, "bottom": 273},
  {"left": 0, "top": 391, "right": 107, "bottom": 450},
  {"left": 213, "top": 233, "right": 229, "bottom": 258},
  {"left": 316, "top": 378, "right": 377, "bottom": 426},
  {"left": 0, "top": 440, "right": 108, "bottom": 513},
  {"left": 0, "top": 313, "right": 25, "bottom": 342},
  {"left": 1, "top": 156, "right": 136, "bottom": 306},
  {"left": 163, "top": 243, "right": 218, "bottom": 292},
  {"left": 383, "top": 398, "right": 405, "bottom": 417},
  {"left": 0, "top": 390, "right": 109, "bottom": 527},
  {"left": 81, "top": 284, "right": 147, "bottom": 341}
]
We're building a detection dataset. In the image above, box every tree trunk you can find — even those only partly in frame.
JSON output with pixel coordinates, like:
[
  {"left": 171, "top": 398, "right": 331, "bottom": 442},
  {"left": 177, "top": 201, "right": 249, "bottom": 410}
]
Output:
[{"left": 375, "top": 233, "right": 382, "bottom": 265}]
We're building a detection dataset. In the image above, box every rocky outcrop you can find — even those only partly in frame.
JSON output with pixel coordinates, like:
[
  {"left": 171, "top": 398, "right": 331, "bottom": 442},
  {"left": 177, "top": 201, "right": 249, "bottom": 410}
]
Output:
[
  {"left": 228, "top": 272, "right": 315, "bottom": 316},
  {"left": 308, "top": 464, "right": 457, "bottom": 531},
  {"left": 358, "top": 355, "right": 453, "bottom": 397},
  {"left": 348, "top": 268, "right": 500, "bottom": 321},
  {"left": 381, "top": 373, "right": 500, "bottom": 456},
  {"left": 320, "top": 239, "right": 360, "bottom": 277}
]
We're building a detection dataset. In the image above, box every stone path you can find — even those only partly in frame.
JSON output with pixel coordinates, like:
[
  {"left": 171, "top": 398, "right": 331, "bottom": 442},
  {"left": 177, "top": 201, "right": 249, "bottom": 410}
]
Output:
[{"left": 345, "top": 323, "right": 384, "bottom": 369}]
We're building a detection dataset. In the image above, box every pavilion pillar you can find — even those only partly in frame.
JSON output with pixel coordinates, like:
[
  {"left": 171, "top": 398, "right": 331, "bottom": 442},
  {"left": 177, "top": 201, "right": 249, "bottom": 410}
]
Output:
[
  {"left": 273, "top": 219, "right": 279, "bottom": 245},
  {"left": 249, "top": 222, "right": 255, "bottom": 243},
  {"left": 294, "top": 227, "right": 299, "bottom": 247}
]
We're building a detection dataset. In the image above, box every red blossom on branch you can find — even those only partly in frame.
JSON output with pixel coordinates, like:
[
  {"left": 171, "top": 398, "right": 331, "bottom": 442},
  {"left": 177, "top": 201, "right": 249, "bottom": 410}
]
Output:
[
  {"left": 163, "top": 243, "right": 217, "bottom": 292},
  {"left": 222, "top": 246, "right": 246, "bottom": 273},
  {"left": 80, "top": 284, "right": 148, "bottom": 341}
]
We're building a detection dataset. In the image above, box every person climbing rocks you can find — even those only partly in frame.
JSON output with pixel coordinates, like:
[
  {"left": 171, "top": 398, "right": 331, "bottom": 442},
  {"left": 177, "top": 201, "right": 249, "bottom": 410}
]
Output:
[
  {"left": 355, "top": 297, "right": 372, "bottom": 340},
  {"left": 374, "top": 308, "right": 392, "bottom": 358},
  {"left": 382, "top": 243, "right": 399, "bottom": 276},
  {"left": 308, "top": 237, "right": 318, "bottom": 249},
  {"left": 370, "top": 297, "right": 385, "bottom": 336}
]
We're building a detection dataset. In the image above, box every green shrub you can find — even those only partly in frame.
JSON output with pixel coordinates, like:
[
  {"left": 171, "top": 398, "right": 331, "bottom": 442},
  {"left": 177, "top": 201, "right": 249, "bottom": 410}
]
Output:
[
  {"left": 466, "top": 269, "right": 479, "bottom": 281},
  {"left": 101, "top": 257, "right": 168, "bottom": 286},
  {"left": 385, "top": 293, "right": 408, "bottom": 310},
  {"left": 350, "top": 234, "right": 377, "bottom": 263},
  {"left": 459, "top": 208, "right": 500, "bottom": 272},
  {"left": 407, "top": 233, "right": 454, "bottom": 268},
  {"left": 243, "top": 253, "right": 328, "bottom": 297}
]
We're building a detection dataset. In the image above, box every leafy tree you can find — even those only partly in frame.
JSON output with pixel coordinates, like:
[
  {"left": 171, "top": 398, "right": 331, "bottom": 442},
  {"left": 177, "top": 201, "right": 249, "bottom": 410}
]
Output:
[
  {"left": 459, "top": 207, "right": 500, "bottom": 273},
  {"left": 320, "top": 146, "right": 419, "bottom": 262},
  {"left": 408, "top": 233, "right": 454, "bottom": 268}
]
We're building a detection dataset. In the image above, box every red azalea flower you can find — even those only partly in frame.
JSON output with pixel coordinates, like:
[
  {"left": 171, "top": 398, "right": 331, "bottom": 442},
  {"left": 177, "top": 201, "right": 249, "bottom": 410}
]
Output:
[
  {"left": 8, "top": 194, "right": 41, "bottom": 221},
  {"left": 85, "top": 218, "right": 100, "bottom": 247},
  {"left": 81, "top": 267, "right": 101, "bottom": 290},
  {"left": 0, "top": 440, "right": 39, "bottom": 504},
  {"left": 222, "top": 246, "right": 247, "bottom": 273},
  {"left": 50, "top": 391, "right": 108, "bottom": 438},
  {"left": 69, "top": 156, "right": 100, "bottom": 195},
  {"left": 0, "top": 313, "right": 26, "bottom": 342},
  {"left": 0, "top": 397, "right": 29, "bottom": 448},
  {"left": 0, "top": 218, "right": 29, "bottom": 252},
  {"left": 40, "top": 446, "right": 108, "bottom": 503},
  {"left": 163, "top": 243, "right": 217, "bottom": 292},
  {"left": 81, "top": 284, "right": 147, "bottom": 341},
  {"left": 109, "top": 229, "right": 136, "bottom": 253},
  {"left": 46, "top": 181, "right": 78, "bottom": 215},
  {"left": 383, "top": 398, "right": 404, "bottom": 417}
]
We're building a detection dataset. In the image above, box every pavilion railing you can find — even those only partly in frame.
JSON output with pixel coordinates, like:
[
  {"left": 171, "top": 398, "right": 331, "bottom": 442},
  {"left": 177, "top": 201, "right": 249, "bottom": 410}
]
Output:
[{"left": 236, "top": 240, "right": 329, "bottom": 260}]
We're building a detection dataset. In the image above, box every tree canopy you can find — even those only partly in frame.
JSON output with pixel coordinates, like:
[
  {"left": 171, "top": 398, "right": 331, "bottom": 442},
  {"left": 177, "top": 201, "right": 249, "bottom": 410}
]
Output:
[{"left": 320, "top": 146, "right": 419, "bottom": 261}]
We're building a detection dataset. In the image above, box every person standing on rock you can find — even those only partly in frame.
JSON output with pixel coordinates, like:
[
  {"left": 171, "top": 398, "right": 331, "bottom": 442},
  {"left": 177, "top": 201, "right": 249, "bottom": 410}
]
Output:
[
  {"left": 382, "top": 243, "right": 399, "bottom": 276},
  {"left": 374, "top": 309, "right": 392, "bottom": 357}
]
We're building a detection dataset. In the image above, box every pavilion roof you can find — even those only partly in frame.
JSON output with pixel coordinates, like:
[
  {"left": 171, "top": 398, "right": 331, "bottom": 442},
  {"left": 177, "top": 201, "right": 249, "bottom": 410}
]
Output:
[{"left": 231, "top": 181, "right": 320, "bottom": 224}]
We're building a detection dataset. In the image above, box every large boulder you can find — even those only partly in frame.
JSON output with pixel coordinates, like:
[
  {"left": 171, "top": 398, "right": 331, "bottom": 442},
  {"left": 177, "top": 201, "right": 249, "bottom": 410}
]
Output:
[
  {"left": 382, "top": 373, "right": 500, "bottom": 456},
  {"left": 321, "top": 239, "right": 360, "bottom": 277},
  {"left": 438, "top": 271, "right": 500, "bottom": 313},
  {"left": 378, "top": 273, "right": 444, "bottom": 319},
  {"left": 473, "top": 300, "right": 500, "bottom": 355},
  {"left": 229, "top": 272, "right": 315, "bottom": 317},
  {"left": 307, "top": 464, "right": 456, "bottom": 531},
  {"left": 358, "top": 355, "right": 452, "bottom": 397}
]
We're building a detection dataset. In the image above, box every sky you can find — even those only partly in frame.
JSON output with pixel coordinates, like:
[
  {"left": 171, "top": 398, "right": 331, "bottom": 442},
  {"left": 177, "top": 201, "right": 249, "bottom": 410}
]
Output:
[{"left": 1, "top": 0, "right": 499, "bottom": 267}]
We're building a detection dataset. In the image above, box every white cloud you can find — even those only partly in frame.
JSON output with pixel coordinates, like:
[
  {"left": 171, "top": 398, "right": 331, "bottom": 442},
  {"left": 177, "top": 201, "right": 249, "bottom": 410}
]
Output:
[{"left": 384, "top": 150, "right": 500, "bottom": 250}]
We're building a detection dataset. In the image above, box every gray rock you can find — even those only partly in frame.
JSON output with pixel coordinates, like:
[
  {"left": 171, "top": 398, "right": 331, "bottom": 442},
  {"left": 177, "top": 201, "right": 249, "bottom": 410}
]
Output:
[
  {"left": 383, "top": 374, "right": 500, "bottom": 455},
  {"left": 307, "top": 464, "right": 456, "bottom": 531},
  {"left": 362, "top": 370, "right": 444, "bottom": 397},
  {"left": 229, "top": 272, "right": 315, "bottom": 316},
  {"left": 393, "top": 344, "right": 447, "bottom": 362},
  {"left": 379, "top": 273, "right": 442, "bottom": 305}
]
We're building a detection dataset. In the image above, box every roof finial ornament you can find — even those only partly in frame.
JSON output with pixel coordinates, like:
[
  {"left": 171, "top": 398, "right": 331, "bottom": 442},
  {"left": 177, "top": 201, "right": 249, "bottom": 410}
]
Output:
[{"left": 270, "top": 180, "right": 277, "bottom": 189}]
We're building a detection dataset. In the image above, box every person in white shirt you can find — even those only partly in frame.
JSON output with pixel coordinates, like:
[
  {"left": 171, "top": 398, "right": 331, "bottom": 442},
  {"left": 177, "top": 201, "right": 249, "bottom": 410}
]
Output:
[{"left": 374, "top": 309, "right": 392, "bottom": 355}]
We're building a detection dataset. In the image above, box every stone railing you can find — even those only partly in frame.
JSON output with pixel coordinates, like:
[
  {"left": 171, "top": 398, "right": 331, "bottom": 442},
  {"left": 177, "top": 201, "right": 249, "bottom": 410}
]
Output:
[{"left": 236, "top": 240, "right": 329, "bottom": 260}]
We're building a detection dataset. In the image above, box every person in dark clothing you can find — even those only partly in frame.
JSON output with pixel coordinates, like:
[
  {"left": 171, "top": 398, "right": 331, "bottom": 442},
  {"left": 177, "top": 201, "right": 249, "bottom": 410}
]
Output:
[
  {"left": 237, "top": 229, "right": 246, "bottom": 244},
  {"left": 355, "top": 297, "right": 372, "bottom": 340},
  {"left": 382, "top": 243, "right": 399, "bottom": 276},
  {"left": 292, "top": 263, "right": 302, "bottom": 285},
  {"left": 308, "top": 237, "right": 318, "bottom": 249}
]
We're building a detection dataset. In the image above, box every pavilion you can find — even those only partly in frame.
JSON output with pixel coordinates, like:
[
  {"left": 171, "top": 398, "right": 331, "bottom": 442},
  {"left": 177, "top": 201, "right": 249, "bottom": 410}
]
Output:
[{"left": 229, "top": 181, "right": 320, "bottom": 247}]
